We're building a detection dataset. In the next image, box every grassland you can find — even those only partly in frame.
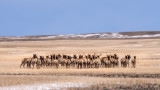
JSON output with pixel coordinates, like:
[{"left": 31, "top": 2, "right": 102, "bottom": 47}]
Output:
[{"left": 0, "top": 39, "right": 160, "bottom": 89}]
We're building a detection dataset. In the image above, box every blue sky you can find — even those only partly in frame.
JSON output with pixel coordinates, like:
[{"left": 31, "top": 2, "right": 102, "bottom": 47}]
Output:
[{"left": 0, "top": 0, "right": 160, "bottom": 36}]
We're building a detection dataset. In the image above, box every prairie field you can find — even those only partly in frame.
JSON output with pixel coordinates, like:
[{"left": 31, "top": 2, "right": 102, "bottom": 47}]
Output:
[{"left": 0, "top": 39, "right": 160, "bottom": 89}]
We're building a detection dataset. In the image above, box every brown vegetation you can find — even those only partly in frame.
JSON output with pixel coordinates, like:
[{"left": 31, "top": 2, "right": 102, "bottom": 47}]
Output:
[{"left": 0, "top": 39, "right": 160, "bottom": 89}]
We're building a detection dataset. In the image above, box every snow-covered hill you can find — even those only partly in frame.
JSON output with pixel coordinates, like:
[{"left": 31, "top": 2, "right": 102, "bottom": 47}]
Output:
[{"left": 1, "top": 31, "right": 160, "bottom": 41}]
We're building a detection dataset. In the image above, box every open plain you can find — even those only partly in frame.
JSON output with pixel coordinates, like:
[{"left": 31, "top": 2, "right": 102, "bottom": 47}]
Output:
[{"left": 0, "top": 39, "right": 160, "bottom": 89}]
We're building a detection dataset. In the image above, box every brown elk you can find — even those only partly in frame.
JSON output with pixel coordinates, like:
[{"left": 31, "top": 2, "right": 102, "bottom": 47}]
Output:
[
  {"left": 121, "top": 57, "right": 127, "bottom": 68},
  {"left": 104, "top": 57, "right": 111, "bottom": 68},
  {"left": 64, "top": 55, "right": 71, "bottom": 68},
  {"left": 94, "top": 56, "right": 100, "bottom": 68},
  {"left": 70, "top": 54, "right": 77, "bottom": 68},
  {"left": 77, "top": 55, "right": 83, "bottom": 69},
  {"left": 20, "top": 53, "right": 135, "bottom": 69},
  {"left": 83, "top": 55, "right": 88, "bottom": 68},
  {"left": 20, "top": 58, "right": 31, "bottom": 68},
  {"left": 131, "top": 56, "right": 136, "bottom": 68},
  {"left": 29, "top": 54, "right": 39, "bottom": 69}
]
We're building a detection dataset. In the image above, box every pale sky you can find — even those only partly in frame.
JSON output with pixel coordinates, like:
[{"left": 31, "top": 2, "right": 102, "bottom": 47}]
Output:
[{"left": 0, "top": 0, "right": 160, "bottom": 36}]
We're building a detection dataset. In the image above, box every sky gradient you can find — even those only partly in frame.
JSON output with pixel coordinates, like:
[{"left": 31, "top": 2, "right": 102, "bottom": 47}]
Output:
[{"left": 0, "top": 0, "right": 160, "bottom": 36}]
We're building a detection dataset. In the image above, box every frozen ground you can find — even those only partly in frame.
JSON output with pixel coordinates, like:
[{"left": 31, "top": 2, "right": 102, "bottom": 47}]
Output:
[{"left": 0, "top": 82, "right": 89, "bottom": 90}]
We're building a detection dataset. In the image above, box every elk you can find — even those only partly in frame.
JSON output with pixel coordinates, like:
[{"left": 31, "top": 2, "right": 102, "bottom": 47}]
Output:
[{"left": 131, "top": 56, "right": 136, "bottom": 68}]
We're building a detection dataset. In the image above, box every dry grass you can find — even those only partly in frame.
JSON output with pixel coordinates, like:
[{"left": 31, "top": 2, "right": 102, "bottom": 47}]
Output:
[
  {"left": 0, "top": 75, "right": 159, "bottom": 86},
  {"left": 0, "top": 39, "right": 160, "bottom": 88},
  {"left": 0, "top": 67, "right": 160, "bottom": 75},
  {"left": 0, "top": 75, "right": 160, "bottom": 89}
]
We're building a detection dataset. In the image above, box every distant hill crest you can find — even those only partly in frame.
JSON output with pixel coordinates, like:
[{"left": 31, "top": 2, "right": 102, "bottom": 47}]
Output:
[{"left": 0, "top": 31, "right": 160, "bottom": 41}]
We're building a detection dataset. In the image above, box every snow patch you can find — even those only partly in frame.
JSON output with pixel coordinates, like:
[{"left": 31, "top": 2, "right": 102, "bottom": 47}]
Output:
[
  {"left": 35, "top": 36, "right": 56, "bottom": 39},
  {"left": 0, "top": 82, "right": 89, "bottom": 90},
  {"left": 2, "top": 33, "right": 160, "bottom": 40},
  {"left": 130, "top": 34, "right": 160, "bottom": 38}
]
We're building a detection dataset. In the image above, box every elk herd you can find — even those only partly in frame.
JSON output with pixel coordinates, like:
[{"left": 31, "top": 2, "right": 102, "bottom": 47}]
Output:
[{"left": 20, "top": 53, "right": 136, "bottom": 69}]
